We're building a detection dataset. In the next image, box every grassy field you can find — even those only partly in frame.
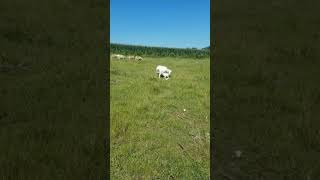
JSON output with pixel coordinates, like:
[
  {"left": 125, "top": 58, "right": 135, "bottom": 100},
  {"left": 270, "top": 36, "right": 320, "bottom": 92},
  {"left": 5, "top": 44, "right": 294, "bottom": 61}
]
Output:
[{"left": 110, "top": 57, "right": 210, "bottom": 179}]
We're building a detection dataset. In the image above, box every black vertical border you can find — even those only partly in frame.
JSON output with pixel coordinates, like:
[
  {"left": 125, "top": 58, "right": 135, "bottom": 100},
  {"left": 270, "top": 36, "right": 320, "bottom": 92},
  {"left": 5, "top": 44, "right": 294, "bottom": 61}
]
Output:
[
  {"left": 210, "top": 0, "right": 215, "bottom": 178},
  {"left": 106, "top": 0, "right": 110, "bottom": 179}
]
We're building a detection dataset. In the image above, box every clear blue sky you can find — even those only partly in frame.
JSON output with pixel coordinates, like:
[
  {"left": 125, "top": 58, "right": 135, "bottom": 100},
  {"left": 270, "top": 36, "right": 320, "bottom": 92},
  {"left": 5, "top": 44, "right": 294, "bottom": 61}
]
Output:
[{"left": 110, "top": 0, "right": 210, "bottom": 49}]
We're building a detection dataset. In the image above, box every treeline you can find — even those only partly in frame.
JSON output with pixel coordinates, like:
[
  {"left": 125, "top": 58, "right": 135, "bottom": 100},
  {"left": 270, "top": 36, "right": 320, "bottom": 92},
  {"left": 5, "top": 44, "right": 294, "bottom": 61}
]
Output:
[{"left": 110, "top": 43, "right": 210, "bottom": 58}]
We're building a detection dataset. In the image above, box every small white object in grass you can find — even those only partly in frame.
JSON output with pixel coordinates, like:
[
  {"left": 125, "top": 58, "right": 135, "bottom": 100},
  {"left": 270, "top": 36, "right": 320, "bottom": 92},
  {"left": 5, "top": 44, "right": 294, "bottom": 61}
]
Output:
[
  {"left": 234, "top": 150, "right": 242, "bottom": 158},
  {"left": 183, "top": 109, "right": 186, "bottom": 112},
  {"left": 206, "top": 133, "right": 210, "bottom": 138}
]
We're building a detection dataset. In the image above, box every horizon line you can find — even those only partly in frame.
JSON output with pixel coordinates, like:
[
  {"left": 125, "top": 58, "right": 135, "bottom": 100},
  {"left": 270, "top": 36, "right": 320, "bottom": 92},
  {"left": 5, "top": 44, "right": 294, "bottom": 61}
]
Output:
[{"left": 110, "top": 42, "right": 209, "bottom": 49}]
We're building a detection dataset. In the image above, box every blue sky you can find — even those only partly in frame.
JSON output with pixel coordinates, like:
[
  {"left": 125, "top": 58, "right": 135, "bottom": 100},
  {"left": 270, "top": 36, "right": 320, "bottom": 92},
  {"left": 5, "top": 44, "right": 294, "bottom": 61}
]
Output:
[{"left": 110, "top": 0, "right": 210, "bottom": 49}]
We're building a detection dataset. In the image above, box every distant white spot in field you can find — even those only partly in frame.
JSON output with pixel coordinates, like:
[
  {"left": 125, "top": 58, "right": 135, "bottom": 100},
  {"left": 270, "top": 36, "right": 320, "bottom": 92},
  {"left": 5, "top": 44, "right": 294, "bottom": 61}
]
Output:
[
  {"left": 111, "top": 54, "right": 125, "bottom": 60},
  {"left": 134, "top": 56, "right": 143, "bottom": 61},
  {"left": 111, "top": 54, "right": 143, "bottom": 61},
  {"left": 234, "top": 150, "right": 242, "bottom": 158},
  {"left": 183, "top": 109, "right": 186, "bottom": 112},
  {"left": 156, "top": 65, "right": 172, "bottom": 80},
  {"left": 206, "top": 133, "right": 210, "bottom": 138}
]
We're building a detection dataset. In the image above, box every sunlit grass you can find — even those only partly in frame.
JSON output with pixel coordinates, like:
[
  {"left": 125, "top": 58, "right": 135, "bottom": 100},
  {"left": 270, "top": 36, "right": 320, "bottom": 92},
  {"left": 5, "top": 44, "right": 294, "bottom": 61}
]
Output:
[{"left": 110, "top": 57, "right": 210, "bottom": 179}]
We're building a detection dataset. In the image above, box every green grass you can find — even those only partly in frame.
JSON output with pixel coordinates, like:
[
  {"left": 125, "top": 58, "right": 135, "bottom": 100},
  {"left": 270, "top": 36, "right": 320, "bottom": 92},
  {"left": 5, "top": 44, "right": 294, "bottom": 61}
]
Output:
[{"left": 110, "top": 57, "right": 210, "bottom": 179}]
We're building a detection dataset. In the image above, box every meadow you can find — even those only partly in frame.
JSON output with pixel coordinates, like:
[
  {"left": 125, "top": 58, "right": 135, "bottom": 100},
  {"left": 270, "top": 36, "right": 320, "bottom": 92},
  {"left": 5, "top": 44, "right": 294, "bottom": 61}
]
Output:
[{"left": 110, "top": 57, "right": 210, "bottom": 179}]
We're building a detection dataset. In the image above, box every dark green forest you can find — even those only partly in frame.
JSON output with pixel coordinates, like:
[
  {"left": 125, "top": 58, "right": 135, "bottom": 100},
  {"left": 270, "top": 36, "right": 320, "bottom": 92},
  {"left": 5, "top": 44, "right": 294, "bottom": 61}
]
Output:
[{"left": 110, "top": 43, "right": 210, "bottom": 58}]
